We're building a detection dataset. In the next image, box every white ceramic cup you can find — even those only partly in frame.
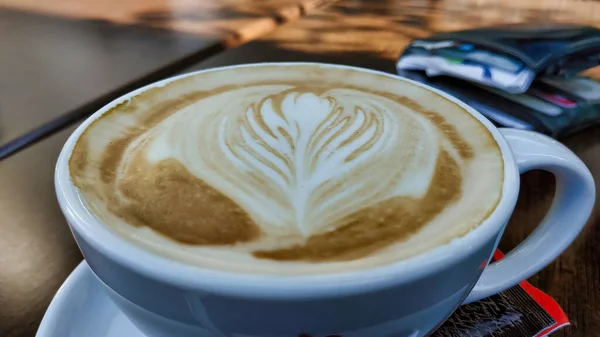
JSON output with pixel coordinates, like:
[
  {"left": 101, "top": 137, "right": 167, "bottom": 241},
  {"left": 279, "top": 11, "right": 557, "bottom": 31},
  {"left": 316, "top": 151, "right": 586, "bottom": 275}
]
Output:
[{"left": 55, "top": 63, "right": 595, "bottom": 337}]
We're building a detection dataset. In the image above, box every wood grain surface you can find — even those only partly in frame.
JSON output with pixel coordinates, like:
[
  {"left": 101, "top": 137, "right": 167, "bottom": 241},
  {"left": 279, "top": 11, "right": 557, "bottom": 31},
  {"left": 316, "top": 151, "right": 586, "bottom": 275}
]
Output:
[
  {"left": 185, "top": 0, "right": 600, "bottom": 335},
  {"left": 1, "top": 0, "right": 599, "bottom": 336},
  {"left": 0, "top": 0, "right": 332, "bottom": 46},
  {"left": 0, "top": 0, "right": 331, "bottom": 157}
]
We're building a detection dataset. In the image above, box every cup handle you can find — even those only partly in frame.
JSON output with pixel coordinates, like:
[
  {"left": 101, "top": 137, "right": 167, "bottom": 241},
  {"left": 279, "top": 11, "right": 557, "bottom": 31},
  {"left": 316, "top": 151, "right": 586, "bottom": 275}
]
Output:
[{"left": 464, "top": 128, "right": 595, "bottom": 304}]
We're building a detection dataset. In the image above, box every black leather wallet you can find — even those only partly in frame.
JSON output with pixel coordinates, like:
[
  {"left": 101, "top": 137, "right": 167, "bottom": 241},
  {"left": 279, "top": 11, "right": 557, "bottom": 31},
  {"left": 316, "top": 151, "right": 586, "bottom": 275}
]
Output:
[{"left": 397, "top": 23, "right": 600, "bottom": 137}]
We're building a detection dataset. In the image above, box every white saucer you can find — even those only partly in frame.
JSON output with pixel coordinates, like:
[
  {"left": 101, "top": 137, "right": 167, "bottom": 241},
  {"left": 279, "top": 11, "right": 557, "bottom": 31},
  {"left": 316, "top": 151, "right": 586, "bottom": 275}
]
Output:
[
  {"left": 37, "top": 262, "right": 146, "bottom": 337},
  {"left": 37, "top": 263, "right": 425, "bottom": 337}
]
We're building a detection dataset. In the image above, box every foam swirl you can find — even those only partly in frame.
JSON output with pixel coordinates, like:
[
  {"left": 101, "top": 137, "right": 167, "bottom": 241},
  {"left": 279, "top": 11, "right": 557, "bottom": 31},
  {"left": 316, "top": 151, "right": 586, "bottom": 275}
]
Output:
[
  {"left": 128, "top": 87, "right": 443, "bottom": 240},
  {"left": 69, "top": 65, "right": 503, "bottom": 274}
]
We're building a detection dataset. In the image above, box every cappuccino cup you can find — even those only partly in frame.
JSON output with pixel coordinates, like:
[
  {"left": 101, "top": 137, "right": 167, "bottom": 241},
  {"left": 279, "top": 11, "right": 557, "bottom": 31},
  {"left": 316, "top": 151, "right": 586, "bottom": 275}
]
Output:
[{"left": 55, "top": 63, "right": 595, "bottom": 337}]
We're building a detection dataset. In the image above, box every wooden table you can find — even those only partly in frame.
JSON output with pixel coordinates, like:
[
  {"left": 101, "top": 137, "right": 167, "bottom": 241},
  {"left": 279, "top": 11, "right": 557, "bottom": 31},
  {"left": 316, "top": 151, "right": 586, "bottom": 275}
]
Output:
[{"left": 1, "top": 0, "right": 599, "bottom": 336}]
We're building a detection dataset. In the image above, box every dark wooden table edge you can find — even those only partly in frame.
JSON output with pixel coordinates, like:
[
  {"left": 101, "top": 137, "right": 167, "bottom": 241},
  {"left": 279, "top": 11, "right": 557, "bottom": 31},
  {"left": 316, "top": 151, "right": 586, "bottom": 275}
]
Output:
[
  {"left": 0, "top": 42, "right": 226, "bottom": 160},
  {"left": 0, "top": 0, "right": 336, "bottom": 161}
]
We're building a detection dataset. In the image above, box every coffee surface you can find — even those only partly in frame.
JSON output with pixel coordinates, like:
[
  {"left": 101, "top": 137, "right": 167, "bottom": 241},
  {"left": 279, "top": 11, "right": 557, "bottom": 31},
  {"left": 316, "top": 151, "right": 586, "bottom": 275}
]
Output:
[{"left": 69, "top": 64, "right": 503, "bottom": 274}]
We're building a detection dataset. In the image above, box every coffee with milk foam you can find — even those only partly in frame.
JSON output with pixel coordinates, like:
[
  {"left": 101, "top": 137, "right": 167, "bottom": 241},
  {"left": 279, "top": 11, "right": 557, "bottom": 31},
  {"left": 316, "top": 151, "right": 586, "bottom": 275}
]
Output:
[{"left": 69, "top": 64, "right": 503, "bottom": 274}]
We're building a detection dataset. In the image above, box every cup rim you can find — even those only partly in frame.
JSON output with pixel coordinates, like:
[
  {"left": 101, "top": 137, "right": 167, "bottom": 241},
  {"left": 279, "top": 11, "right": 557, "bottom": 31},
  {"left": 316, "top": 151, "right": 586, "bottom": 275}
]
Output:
[{"left": 55, "top": 62, "right": 520, "bottom": 300}]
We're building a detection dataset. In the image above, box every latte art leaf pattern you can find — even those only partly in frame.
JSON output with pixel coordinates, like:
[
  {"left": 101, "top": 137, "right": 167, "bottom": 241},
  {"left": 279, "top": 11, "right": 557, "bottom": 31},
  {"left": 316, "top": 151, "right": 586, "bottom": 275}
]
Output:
[
  {"left": 78, "top": 85, "right": 460, "bottom": 251},
  {"left": 220, "top": 91, "right": 386, "bottom": 236},
  {"left": 69, "top": 65, "right": 503, "bottom": 273},
  {"left": 178, "top": 87, "right": 446, "bottom": 242}
]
